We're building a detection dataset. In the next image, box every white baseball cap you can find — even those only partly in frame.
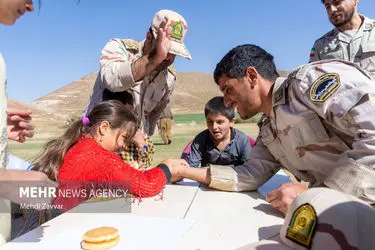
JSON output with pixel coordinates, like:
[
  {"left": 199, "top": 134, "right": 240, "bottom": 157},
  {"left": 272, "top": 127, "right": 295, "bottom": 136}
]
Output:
[{"left": 151, "top": 9, "right": 192, "bottom": 60}]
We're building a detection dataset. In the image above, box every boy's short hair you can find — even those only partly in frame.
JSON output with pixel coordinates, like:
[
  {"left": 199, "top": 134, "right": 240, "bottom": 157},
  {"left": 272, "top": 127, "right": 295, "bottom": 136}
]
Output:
[{"left": 204, "top": 96, "right": 235, "bottom": 120}]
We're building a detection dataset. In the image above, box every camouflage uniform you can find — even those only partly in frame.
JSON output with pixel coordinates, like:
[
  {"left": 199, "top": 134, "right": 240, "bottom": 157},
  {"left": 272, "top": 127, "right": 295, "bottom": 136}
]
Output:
[
  {"left": 209, "top": 59, "right": 375, "bottom": 204},
  {"left": 157, "top": 104, "right": 173, "bottom": 144},
  {"left": 309, "top": 15, "right": 375, "bottom": 78},
  {"left": 85, "top": 39, "right": 177, "bottom": 136}
]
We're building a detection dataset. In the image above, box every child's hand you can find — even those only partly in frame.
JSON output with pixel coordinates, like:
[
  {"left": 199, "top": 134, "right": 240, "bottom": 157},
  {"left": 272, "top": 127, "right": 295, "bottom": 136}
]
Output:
[
  {"left": 132, "top": 129, "right": 146, "bottom": 149},
  {"left": 137, "top": 161, "right": 147, "bottom": 170}
]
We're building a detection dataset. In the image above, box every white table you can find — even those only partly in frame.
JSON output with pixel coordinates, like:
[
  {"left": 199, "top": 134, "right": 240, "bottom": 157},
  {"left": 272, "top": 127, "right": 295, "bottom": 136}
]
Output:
[{"left": 0, "top": 172, "right": 290, "bottom": 250}]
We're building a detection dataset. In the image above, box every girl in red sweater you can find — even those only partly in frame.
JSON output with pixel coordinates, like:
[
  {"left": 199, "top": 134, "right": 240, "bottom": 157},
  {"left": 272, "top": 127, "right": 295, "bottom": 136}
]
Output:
[{"left": 32, "top": 100, "right": 179, "bottom": 211}]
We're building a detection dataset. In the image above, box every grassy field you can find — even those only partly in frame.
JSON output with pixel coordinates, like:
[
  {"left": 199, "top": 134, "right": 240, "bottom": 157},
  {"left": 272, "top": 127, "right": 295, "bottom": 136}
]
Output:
[
  {"left": 173, "top": 113, "right": 206, "bottom": 124},
  {"left": 9, "top": 117, "right": 260, "bottom": 165},
  {"left": 174, "top": 113, "right": 263, "bottom": 124}
]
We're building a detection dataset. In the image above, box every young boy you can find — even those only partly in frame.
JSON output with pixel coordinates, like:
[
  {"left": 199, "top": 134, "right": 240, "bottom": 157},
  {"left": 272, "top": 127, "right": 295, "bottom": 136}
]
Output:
[{"left": 183, "top": 96, "right": 251, "bottom": 168}]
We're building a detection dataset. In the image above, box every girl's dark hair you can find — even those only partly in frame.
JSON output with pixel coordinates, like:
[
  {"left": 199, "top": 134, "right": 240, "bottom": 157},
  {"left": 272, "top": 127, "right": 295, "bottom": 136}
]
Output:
[
  {"left": 102, "top": 89, "right": 134, "bottom": 106},
  {"left": 32, "top": 100, "right": 139, "bottom": 181},
  {"left": 21, "top": 100, "right": 138, "bottom": 236}
]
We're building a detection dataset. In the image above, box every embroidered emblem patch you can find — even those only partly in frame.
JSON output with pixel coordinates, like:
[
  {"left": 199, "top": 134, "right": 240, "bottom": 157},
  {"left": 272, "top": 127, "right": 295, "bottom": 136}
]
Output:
[
  {"left": 122, "top": 39, "right": 139, "bottom": 51},
  {"left": 365, "top": 23, "right": 374, "bottom": 30},
  {"left": 168, "top": 64, "right": 177, "bottom": 75},
  {"left": 286, "top": 204, "right": 317, "bottom": 248},
  {"left": 171, "top": 21, "right": 183, "bottom": 40},
  {"left": 273, "top": 87, "right": 283, "bottom": 103},
  {"left": 310, "top": 73, "right": 340, "bottom": 102}
]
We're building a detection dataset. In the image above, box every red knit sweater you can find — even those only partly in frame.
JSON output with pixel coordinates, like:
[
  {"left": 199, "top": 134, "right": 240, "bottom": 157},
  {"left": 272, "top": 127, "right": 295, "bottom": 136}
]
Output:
[{"left": 54, "top": 137, "right": 167, "bottom": 210}]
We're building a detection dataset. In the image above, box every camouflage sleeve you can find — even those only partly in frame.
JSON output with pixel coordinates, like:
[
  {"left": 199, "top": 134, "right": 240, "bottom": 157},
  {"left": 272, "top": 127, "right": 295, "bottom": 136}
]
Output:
[
  {"left": 293, "top": 60, "right": 375, "bottom": 203},
  {"left": 99, "top": 39, "right": 137, "bottom": 92},
  {"left": 144, "top": 73, "right": 176, "bottom": 136},
  {"left": 209, "top": 136, "right": 281, "bottom": 192},
  {"left": 308, "top": 41, "right": 320, "bottom": 63}
]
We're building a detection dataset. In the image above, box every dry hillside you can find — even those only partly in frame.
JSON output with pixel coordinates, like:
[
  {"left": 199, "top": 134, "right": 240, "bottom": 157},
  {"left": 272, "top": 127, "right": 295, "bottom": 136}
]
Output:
[{"left": 8, "top": 70, "right": 290, "bottom": 124}]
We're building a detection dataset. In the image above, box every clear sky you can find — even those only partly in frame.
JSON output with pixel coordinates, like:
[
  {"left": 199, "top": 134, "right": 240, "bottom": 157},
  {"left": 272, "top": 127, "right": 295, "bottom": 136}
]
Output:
[{"left": 0, "top": 0, "right": 374, "bottom": 102}]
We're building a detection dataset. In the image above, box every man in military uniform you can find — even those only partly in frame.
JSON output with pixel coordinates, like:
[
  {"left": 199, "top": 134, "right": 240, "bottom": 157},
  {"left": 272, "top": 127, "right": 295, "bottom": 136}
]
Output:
[
  {"left": 167, "top": 44, "right": 375, "bottom": 215},
  {"left": 85, "top": 9, "right": 191, "bottom": 136},
  {"left": 309, "top": 0, "right": 375, "bottom": 77},
  {"left": 240, "top": 188, "right": 375, "bottom": 250}
]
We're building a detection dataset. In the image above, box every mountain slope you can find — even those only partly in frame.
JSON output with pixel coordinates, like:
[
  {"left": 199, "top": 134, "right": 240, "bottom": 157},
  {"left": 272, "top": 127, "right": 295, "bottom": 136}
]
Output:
[{"left": 8, "top": 70, "right": 290, "bottom": 123}]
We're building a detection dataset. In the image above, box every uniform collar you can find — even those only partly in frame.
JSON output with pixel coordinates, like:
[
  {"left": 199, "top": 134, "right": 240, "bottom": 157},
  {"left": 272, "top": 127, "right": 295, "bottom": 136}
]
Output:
[
  {"left": 257, "top": 114, "right": 269, "bottom": 130},
  {"left": 363, "top": 15, "right": 375, "bottom": 31},
  {"left": 138, "top": 40, "right": 145, "bottom": 57},
  {"left": 336, "top": 15, "right": 372, "bottom": 43},
  {"left": 272, "top": 77, "right": 288, "bottom": 107}
]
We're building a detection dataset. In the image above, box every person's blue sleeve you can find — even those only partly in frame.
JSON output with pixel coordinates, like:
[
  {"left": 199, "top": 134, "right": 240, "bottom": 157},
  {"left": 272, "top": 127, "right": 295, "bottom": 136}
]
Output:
[
  {"left": 186, "top": 133, "right": 205, "bottom": 168},
  {"left": 239, "top": 133, "right": 251, "bottom": 164}
]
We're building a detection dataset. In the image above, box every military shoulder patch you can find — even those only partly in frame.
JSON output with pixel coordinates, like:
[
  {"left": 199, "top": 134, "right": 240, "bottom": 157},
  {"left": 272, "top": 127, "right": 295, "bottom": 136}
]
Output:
[
  {"left": 286, "top": 203, "right": 317, "bottom": 248},
  {"left": 310, "top": 73, "right": 340, "bottom": 102},
  {"left": 273, "top": 87, "right": 283, "bottom": 103},
  {"left": 122, "top": 39, "right": 139, "bottom": 51},
  {"left": 365, "top": 22, "right": 374, "bottom": 30},
  {"left": 168, "top": 64, "right": 177, "bottom": 75}
]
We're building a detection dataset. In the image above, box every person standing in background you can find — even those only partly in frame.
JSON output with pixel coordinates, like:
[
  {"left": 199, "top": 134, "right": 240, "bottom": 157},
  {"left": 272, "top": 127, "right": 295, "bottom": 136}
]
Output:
[
  {"left": 157, "top": 103, "right": 173, "bottom": 145},
  {"left": 309, "top": 0, "right": 375, "bottom": 78},
  {"left": 85, "top": 9, "right": 191, "bottom": 137}
]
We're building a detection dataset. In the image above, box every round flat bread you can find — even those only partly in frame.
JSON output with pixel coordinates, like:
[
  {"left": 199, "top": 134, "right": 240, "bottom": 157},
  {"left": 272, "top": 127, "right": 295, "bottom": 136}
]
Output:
[
  {"left": 81, "top": 236, "right": 120, "bottom": 250},
  {"left": 83, "top": 227, "right": 119, "bottom": 243}
]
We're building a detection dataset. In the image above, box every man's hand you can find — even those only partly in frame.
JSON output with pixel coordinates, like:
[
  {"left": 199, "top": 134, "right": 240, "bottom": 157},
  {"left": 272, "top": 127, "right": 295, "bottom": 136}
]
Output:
[
  {"left": 154, "top": 18, "right": 172, "bottom": 63},
  {"left": 7, "top": 107, "right": 35, "bottom": 143},
  {"left": 266, "top": 182, "right": 308, "bottom": 214},
  {"left": 131, "top": 17, "right": 173, "bottom": 82},
  {"left": 161, "top": 159, "right": 189, "bottom": 183}
]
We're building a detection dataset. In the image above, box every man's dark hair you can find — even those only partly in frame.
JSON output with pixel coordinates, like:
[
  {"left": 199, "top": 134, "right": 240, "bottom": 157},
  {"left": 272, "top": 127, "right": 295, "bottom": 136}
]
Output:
[
  {"left": 102, "top": 89, "right": 134, "bottom": 106},
  {"left": 204, "top": 96, "right": 235, "bottom": 120},
  {"left": 213, "top": 44, "right": 279, "bottom": 84}
]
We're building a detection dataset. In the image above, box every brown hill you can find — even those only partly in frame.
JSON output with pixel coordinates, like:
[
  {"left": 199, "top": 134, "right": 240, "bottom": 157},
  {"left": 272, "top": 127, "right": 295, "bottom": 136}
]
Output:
[
  {"left": 32, "top": 72, "right": 97, "bottom": 119},
  {"left": 7, "top": 99, "right": 63, "bottom": 127},
  {"left": 9, "top": 70, "right": 290, "bottom": 123},
  {"left": 31, "top": 72, "right": 224, "bottom": 118}
]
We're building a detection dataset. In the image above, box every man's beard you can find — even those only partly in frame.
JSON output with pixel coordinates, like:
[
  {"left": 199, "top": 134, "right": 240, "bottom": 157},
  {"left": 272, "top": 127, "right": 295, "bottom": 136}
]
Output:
[{"left": 332, "top": 8, "right": 355, "bottom": 28}]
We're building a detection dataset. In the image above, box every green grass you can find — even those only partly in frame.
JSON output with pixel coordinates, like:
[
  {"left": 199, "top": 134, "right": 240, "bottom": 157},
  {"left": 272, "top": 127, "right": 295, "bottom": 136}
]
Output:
[
  {"left": 174, "top": 113, "right": 206, "bottom": 124},
  {"left": 9, "top": 120, "right": 260, "bottom": 165}
]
